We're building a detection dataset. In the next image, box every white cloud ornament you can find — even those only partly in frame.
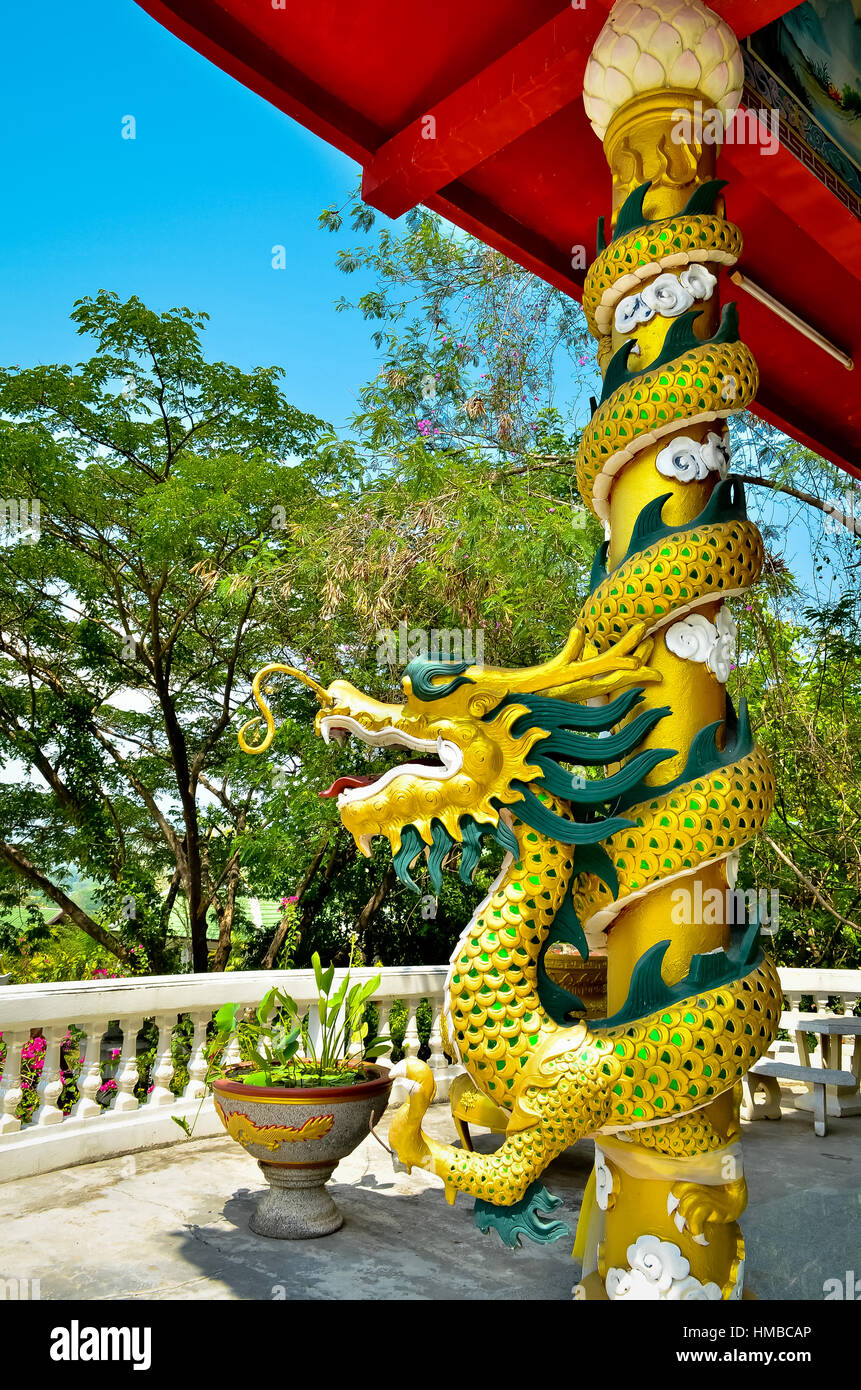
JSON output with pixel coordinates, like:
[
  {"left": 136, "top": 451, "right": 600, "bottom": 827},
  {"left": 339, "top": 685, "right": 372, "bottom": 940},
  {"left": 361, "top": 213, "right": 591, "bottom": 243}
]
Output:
[
  {"left": 613, "top": 264, "right": 717, "bottom": 336},
  {"left": 655, "top": 429, "right": 730, "bottom": 484},
  {"left": 665, "top": 613, "right": 716, "bottom": 665},
  {"left": 665, "top": 608, "right": 736, "bottom": 683},
  {"left": 655, "top": 435, "right": 709, "bottom": 483},
  {"left": 641, "top": 272, "right": 695, "bottom": 318},
  {"left": 701, "top": 429, "right": 731, "bottom": 478},
  {"left": 614, "top": 292, "right": 655, "bottom": 334},
  {"left": 594, "top": 1148, "right": 617, "bottom": 1211},
  {"left": 680, "top": 263, "right": 717, "bottom": 301},
  {"left": 707, "top": 605, "right": 737, "bottom": 682},
  {"left": 606, "top": 1235, "right": 722, "bottom": 1301}
]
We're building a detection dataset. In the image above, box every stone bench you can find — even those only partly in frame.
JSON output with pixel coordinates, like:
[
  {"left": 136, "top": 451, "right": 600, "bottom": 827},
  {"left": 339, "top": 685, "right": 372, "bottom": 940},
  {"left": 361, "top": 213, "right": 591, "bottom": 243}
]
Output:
[{"left": 743, "top": 1058, "right": 857, "bottom": 1138}]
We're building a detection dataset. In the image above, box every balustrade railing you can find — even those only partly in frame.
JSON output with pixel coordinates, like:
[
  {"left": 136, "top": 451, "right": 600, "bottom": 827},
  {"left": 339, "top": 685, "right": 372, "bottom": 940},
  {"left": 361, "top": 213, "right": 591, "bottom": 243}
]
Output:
[
  {"left": 0, "top": 966, "right": 456, "bottom": 1182},
  {"left": 767, "top": 968, "right": 861, "bottom": 1068},
  {"left": 2, "top": 965, "right": 859, "bottom": 1183},
  {"left": 777, "top": 968, "right": 861, "bottom": 1021}
]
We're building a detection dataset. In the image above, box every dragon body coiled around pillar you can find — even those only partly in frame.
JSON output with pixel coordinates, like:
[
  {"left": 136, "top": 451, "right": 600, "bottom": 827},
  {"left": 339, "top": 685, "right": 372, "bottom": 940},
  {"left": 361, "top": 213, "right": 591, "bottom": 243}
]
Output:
[{"left": 240, "top": 177, "right": 776, "bottom": 1299}]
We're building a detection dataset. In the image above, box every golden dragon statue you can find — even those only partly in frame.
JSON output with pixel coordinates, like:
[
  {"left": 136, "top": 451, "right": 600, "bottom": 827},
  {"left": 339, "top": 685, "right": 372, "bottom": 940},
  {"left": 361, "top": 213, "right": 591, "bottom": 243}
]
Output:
[{"left": 240, "top": 147, "right": 778, "bottom": 1299}]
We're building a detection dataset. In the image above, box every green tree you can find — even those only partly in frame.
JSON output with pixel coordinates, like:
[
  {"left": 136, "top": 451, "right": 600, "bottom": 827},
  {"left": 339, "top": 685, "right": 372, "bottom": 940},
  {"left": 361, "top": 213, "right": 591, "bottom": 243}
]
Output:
[{"left": 0, "top": 291, "right": 332, "bottom": 972}]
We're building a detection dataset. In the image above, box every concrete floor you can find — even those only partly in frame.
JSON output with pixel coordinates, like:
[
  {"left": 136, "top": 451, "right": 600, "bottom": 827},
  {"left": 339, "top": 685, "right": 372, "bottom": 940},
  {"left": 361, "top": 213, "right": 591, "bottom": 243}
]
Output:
[{"left": 1, "top": 1093, "right": 859, "bottom": 1301}]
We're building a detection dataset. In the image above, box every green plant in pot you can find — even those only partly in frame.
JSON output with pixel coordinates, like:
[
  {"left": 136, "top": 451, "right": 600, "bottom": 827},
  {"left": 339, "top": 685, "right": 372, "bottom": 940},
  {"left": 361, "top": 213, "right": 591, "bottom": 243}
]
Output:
[{"left": 210, "top": 954, "right": 393, "bottom": 1238}]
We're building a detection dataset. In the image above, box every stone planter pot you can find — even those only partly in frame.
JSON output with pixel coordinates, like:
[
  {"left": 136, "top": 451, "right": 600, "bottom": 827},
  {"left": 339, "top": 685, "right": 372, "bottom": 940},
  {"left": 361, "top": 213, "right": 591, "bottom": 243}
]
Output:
[{"left": 213, "top": 1064, "right": 392, "bottom": 1239}]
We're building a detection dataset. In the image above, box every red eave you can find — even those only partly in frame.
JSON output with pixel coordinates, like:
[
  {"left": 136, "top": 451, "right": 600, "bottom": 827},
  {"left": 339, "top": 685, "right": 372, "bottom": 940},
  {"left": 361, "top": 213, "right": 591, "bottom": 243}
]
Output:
[{"left": 134, "top": 0, "right": 861, "bottom": 477}]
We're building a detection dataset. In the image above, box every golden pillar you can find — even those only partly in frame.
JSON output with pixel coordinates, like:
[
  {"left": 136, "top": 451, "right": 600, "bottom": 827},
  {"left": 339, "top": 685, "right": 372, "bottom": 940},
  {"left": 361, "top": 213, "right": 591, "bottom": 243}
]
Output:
[{"left": 576, "top": 0, "right": 755, "bottom": 1298}]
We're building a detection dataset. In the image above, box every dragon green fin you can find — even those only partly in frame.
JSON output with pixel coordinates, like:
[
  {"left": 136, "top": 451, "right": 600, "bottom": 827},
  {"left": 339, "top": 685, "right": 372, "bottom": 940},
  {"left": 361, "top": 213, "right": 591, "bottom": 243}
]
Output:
[
  {"left": 533, "top": 744, "right": 674, "bottom": 804},
  {"left": 618, "top": 694, "right": 753, "bottom": 810},
  {"left": 612, "top": 180, "right": 652, "bottom": 240},
  {"left": 537, "top": 877, "right": 589, "bottom": 1023},
  {"left": 599, "top": 338, "right": 638, "bottom": 405},
  {"left": 512, "top": 700, "right": 669, "bottom": 766},
  {"left": 610, "top": 476, "right": 747, "bottom": 576},
  {"left": 681, "top": 177, "right": 728, "bottom": 216},
  {"left": 574, "top": 840, "right": 620, "bottom": 901},
  {"left": 602, "top": 940, "right": 675, "bottom": 1025},
  {"left": 393, "top": 825, "right": 425, "bottom": 894},
  {"left": 404, "top": 658, "right": 473, "bottom": 702},
  {"left": 459, "top": 817, "right": 486, "bottom": 884},
  {"left": 589, "top": 538, "right": 610, "bottom": 592},
  {"left": 596, "top": 214, "right": 607, "bottom": 256},
  {"left": 628, "top": 491, "right": 674, "bottom": 551},
  {"left": 490, "top": 812, "right": 520, "bottom": 859},
  {"left": 686, "top": 948, "right": 733, "bottom": 990},
  {"left": 504, "top": 685, "right": 644, "bottom": 733},
  {"left": 427, "top": 821, "right": 455, "bottom": 894},
  {"left": 511, "top": 786, "right": 635, "bottom": 845},
  {"left": 537, "top": 841, "right": 621, "bottom": 1025},
  {"left": 711, "top": 300, "right": 739, "bottom": 344},
  {"left": 728, "top": 913, "right": 764, "bottom": 968},
  {"left": 594, "top": 917, "right": 766, "bottom": 1031},
  {"left": 473, "top": 1181, "right": 569, "bottom": 1248},
  {"left": 599, "top": 302, "right": 740, "bottom": 407}
]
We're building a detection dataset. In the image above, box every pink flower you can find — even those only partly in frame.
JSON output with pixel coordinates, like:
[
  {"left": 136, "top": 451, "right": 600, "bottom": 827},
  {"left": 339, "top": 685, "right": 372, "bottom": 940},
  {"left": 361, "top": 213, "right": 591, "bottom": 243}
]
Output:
[
  {"left": 20, "top": 1081, "right": 30, "bottom": 1091},
  {"left": 287, "top": 895, "right": 299, "bottom": 904},
  {"left": 110, "top": 1048, "right": 121, "bottom": 1061},
  {"left": 578, "top": 355, "right": 588, "bottom": 366}
]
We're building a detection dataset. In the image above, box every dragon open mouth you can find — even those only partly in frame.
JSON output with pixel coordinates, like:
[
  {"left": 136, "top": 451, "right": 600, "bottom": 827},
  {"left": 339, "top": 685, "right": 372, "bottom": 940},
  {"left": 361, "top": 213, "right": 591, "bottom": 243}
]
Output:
[{"left": 318, "top": 714, "right": 463, "bottom": 807}]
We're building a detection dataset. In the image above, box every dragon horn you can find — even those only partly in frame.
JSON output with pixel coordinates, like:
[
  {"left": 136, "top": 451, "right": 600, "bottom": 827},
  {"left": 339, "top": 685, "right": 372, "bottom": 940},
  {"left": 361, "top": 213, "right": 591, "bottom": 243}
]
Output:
[
  {"left": 238, "top": 662, "right": 334, "bottom": 755},
  {"left": 461, "top": 623, "right": 659, "bottom": 698}
]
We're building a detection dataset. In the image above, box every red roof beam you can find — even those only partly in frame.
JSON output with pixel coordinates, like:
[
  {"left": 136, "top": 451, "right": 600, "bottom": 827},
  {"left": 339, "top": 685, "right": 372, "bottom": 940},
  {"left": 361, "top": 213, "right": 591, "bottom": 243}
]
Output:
[{"left": 362, "top": 6, "right": 599, "bottom": 218}]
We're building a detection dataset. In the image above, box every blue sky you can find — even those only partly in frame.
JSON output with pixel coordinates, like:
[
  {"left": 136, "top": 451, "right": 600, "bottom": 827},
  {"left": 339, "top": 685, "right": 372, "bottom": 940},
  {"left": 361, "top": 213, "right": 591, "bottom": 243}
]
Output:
[
  {"left": 0, "top": 0, "right": 850, "bottom": 596},
  {"left": 0, "top": 0, "right": 378, "bottom": 431}
]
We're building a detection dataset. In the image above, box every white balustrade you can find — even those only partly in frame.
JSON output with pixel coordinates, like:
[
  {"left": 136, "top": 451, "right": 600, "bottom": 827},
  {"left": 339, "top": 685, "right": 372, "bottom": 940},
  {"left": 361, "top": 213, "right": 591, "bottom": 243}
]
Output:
[
  {"left": 427, "top": 1003, "right": 449, "bottom": 1078},
  {"left": 0, "top": 965, "right": 457, "bottom": 1181},
  {"left": 73, "top": 1021, "right": 107, "bottom": 1121},
  {"left": 182, "top": 1011, "right": 210, "bottom": 1101},
  {"left": 402, "top": 1003, "right": 420, "bottom": 1059},
  {"left": 774, "top": 969, "right": 861, "bottom": 1062},
  {"left": 148, "top": 1014, "right": 179, "bottom": 1107},
  {"left": 0, "top": 1030, "right": 26, "bottom": 1136},
  {"left": 375, "top": 999, "right": 394, "bottom": 1061},
  {"left": 5, "top": 963, "right": 853, "bottom": 1183},
  {"left": 34, "top": 1026, "right": 65, "bottom": 1127},
  {"left": 114, "top": 1015, "right": 143, "bottom": 1113}
]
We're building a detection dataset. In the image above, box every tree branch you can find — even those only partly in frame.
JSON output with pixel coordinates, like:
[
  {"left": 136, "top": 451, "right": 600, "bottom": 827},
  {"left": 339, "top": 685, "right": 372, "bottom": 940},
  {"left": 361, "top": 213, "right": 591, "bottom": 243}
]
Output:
[
  {"left": 0, "top": 840, "right": 132, "bottom": 964},
  {"left": 764, "top": 835, "right": 860, "bottom": 940}
]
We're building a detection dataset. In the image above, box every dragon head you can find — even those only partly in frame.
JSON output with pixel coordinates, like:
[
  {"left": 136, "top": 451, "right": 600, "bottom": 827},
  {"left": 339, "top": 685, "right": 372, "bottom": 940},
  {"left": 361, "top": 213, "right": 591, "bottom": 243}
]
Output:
[{"left": 240, "top": 624, "right": 670, "bottom": 892}]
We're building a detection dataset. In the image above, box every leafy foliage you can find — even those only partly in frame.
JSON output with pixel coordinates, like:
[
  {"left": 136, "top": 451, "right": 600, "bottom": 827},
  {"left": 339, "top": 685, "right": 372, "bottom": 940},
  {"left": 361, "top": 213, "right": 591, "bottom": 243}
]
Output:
[{"left": 2, "top": 191, "right": 859, "bottom": 981}]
